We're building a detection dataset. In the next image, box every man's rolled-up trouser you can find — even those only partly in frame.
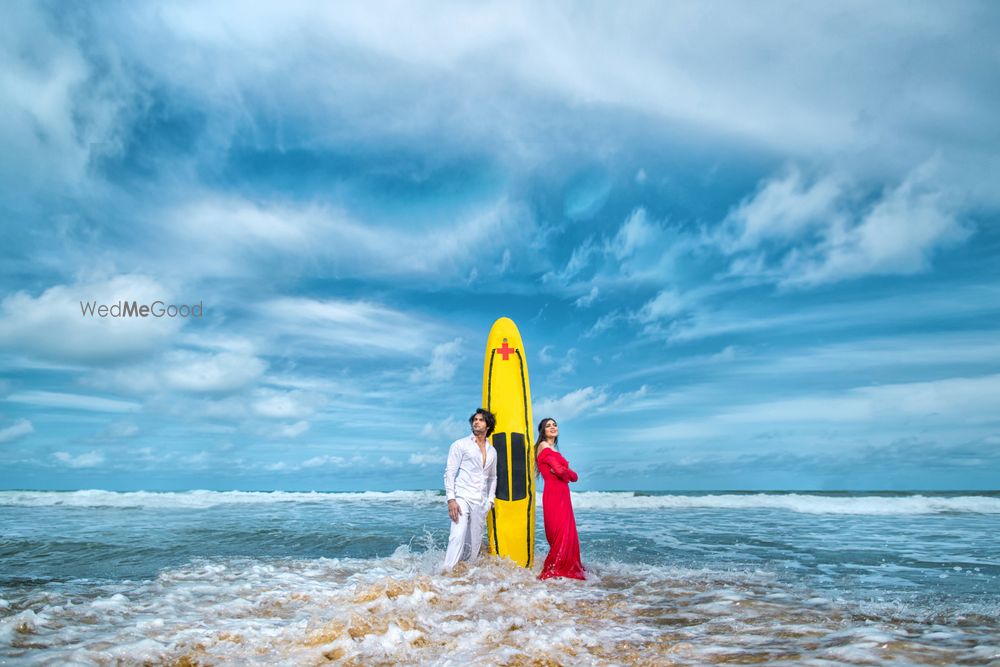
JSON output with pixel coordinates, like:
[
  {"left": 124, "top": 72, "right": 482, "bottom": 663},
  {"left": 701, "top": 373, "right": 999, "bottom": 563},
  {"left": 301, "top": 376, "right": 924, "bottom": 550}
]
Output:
[{"left": 443, "top": 498, "right": 489, "bottom": 570}]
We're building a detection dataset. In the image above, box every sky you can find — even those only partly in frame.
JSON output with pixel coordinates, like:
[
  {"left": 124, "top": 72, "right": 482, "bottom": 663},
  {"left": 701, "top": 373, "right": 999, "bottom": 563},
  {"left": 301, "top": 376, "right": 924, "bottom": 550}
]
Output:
[{"left": 1, "top": 1, "right": 998, "bottom": 491}]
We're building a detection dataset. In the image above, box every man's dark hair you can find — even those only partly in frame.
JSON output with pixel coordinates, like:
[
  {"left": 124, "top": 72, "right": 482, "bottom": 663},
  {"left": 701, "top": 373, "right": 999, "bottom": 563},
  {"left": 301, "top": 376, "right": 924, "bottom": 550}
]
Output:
[{"left": 469, "top": 408, "right": 496, "bottom": 437}]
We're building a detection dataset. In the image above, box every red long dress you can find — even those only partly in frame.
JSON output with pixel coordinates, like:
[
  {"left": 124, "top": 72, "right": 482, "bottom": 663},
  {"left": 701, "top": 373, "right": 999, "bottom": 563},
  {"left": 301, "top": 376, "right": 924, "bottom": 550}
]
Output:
[{"left": 537, "top": 447, "right": 585, "bottom": 580}]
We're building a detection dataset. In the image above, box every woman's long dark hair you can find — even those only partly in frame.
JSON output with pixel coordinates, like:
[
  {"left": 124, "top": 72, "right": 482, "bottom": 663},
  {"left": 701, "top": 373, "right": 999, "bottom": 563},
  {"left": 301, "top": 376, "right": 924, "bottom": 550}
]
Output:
[{"left": 534, "top": 417, "right": 559, "bottom": 476}]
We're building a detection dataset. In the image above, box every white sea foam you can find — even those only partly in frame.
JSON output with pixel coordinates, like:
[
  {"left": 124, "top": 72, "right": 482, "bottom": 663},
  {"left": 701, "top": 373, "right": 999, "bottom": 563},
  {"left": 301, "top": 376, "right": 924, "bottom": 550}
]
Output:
[
  {"left": 0, "top": 489, "right": 444, "bottom": 509},
  {"left": 1, "top": 490, "right": 998, "bottom": 515},
  {"left": 570, "top": 491, "right": 1000, "bottom": 515},
  {"left": 1, "top": 550, "right": 995, "bottom": 666}
]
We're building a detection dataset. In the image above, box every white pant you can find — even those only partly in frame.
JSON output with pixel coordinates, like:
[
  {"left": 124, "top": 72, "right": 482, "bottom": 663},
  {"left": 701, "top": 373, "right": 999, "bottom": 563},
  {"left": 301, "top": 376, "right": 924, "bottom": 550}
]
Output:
[{"left": 443, "top": 498, "right": 489, "bottom": 570}]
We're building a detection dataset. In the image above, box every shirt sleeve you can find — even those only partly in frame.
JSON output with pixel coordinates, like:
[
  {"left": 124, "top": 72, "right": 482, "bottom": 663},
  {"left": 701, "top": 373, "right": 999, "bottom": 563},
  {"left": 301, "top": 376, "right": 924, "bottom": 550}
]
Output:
[
  {"left": 444, "top": 441, "right": 461, "bottom": 501},
  {"left": 486, "top": 450, "right": 498, "bottom": 505},
  {"left": 538, "top": 449, "right": 561, "bottom": 480},
  {"left": 545, "top": 452, "right": 578, "bottom": 482}
]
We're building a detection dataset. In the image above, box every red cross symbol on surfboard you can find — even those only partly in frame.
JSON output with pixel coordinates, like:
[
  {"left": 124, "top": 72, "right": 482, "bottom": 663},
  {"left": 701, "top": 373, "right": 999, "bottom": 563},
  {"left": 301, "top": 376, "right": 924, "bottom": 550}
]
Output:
[{"left": 497, "top": 341, "right": 516, "bottom": 360}]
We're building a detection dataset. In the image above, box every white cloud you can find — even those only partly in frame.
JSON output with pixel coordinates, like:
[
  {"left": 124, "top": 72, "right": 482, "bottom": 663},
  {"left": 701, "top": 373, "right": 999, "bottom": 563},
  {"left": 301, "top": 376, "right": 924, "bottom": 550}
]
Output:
[
  {"left": 159, "top": 196, "right": 532, "bottom": 282},
  {"left": 499, "top": 249, "right": 512, "bottom": 273},
  {"left": 251, "top": 389, "right": 327, "bottom": 420},
  {"left": 603, "top": 385, "right": 650, "bottom": 412},
  {"left": 627, "top": 373, "right": 1000, "bottom": 446},
  {"left": 543, "top": 237, "right": 597, "bottom": 285},
  {"left": 609, "top": 208, "right": 656, "bottom": 260},
  {"left": 783, "top": 168, "right": 970, "bottom": 286},
  {"left": 174, "top": 198, "right": 320, "bottom": 252},
  {"left": 131, "top": 446, "right": 173, "bottom": 465},
  {"left": 261, "top": 297, "right": 445, "bottom": 357},
  {"left": 574, "top": 286, "right": 599, "bottom": 308},
  {"left": 136, "top": 3, "right": 996, "bottom": 171},
  {"left": 0, "top": 3, "right": 132, "bottom": 198},
  {"left": 845, "top": 374, "right": 1000, "bottom": 424},
  {"left": 181, "top": 451, "right": 210, "bottom": 467},
  {"left": 161, "top": 351, "right": 268, "bottom": 394},
  {"left": 740, "top": 331, "right": 1000, "bottom": 379},
  {"left": 8, "top": 3, "right": 998, "bottom": 222},
  {"left": 720, "top": 168, "right": 844, "bottom": 252},
  {"left": 193, "top": 396, "right": 252, "bottom": 421},
  {"left": 301, "top": 455, "right": 347, "bottom": 468},
  {"left": 264, "top": 374, "right": 350, "bottom": 393},
  {"left": 0, "top": 418, "right": 34, "bottom": 443},
  {"left": 272, "top": 420, "right": 310, "bottom": 438},
  {"left": 84, "top": 366, "right": 162, "bottom": 396},
  {"left": 409, "top": 450, "right": 446, "bottom": 466},
  {"left": 176, "top": 333, "right": 258, "bottom": 356},
  {"left": 585, "top": 311, "right": 623, "bottom": 338},
  {"left": 537, "top": 346, "right": 577, "bottom": 378},
  {"left": 658, "top": 374, "right": 1000, "bottom": 446},
  {"left": 412, "top": 338, "right": 464, "bottom": 383},
  {"left": 548, "top": 209, "right": 693, "bottom": 295},
  {"left": 254, "top": 453, "right": 387, "bottom": 473},
  {"left": 658, "top": 310, "right": 775, "bottom": 343},
  {"left": 637, "top": 289, "right": 685, "bottom": 322},
  {"left": 379, "top": 455, "right": 402, "bottom": 468},
  {"left": 85, "top": 344, "right": 268, "bottom": 398},
  {"left": 53, "top": 450, "right": 105, "bottom": 468},
  {"left": 101, "top": 422, "right": 138, "bottom": 439},
  {"left": 420, "top": 416, "right": 465, "bottom": 442},
  {"left": 650, "top": 283, "right": 1000, "bottom": 345},
  {"left": 719, "top": 165, "right": 971, "bottom": 287},
  {"left": 0, "top": 275, "right": 181, "bottom": 365},
  {"left": 534, "top": 386, "right": 608, "bottom": 420},
  {"left": 554, "top": 348, "right": 577, "bottom": 379},
  {"left": 6, "top": 390, "right": 140, "bottom": 413}
]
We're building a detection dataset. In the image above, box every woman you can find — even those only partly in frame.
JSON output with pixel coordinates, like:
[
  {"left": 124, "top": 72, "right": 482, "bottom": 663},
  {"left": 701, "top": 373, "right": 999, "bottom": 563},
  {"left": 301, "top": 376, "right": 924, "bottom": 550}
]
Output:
[{"left": 535, "top": 417, "right": 585, "bottom": 580}]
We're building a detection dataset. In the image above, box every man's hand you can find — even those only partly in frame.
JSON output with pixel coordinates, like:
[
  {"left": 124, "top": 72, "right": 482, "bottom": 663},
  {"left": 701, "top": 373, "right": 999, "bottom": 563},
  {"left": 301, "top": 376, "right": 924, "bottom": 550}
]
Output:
[{"left": 448, "top": 499, "right": 462, "bottom": 523}]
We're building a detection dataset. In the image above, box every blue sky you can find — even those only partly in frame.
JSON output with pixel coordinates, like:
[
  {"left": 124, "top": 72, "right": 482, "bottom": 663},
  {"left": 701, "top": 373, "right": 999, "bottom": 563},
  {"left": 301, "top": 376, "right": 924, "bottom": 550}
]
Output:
[{"left": 1, "top": 2, "right": 998, "bottom": 491}]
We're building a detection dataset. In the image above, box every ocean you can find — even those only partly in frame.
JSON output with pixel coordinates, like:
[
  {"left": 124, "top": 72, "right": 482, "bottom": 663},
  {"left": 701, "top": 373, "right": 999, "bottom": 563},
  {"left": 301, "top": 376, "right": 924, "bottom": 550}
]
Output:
[{"left": 1, "top": 490, "right": 998, "bottom": 666}]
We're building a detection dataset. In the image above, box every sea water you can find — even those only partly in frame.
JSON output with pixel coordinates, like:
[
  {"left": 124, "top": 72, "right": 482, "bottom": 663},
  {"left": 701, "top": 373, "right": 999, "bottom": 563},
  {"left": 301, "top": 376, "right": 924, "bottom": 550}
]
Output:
[{"left": 1, "top": 490, "right": 998, "bottom": 665}]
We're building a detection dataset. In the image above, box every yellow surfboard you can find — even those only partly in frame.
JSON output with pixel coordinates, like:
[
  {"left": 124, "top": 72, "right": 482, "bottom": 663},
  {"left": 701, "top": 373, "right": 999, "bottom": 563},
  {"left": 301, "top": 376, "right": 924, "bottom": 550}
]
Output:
[{"left": 483, "top": 317, "right": 535, "bottom": 568}]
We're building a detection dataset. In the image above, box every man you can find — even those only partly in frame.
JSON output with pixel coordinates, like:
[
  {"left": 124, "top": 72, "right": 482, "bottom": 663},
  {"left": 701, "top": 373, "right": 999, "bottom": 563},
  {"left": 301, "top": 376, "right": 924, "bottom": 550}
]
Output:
[{"left": 442, "top": 408, "right": 498, "bottom": 570}]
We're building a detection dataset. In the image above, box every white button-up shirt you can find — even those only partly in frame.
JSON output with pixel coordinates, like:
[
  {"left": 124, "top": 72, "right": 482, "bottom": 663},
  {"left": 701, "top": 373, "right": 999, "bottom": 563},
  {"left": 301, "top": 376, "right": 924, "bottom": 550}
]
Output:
[{"left": 444, "top": 434, "right": 498, "bottom": 504}]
